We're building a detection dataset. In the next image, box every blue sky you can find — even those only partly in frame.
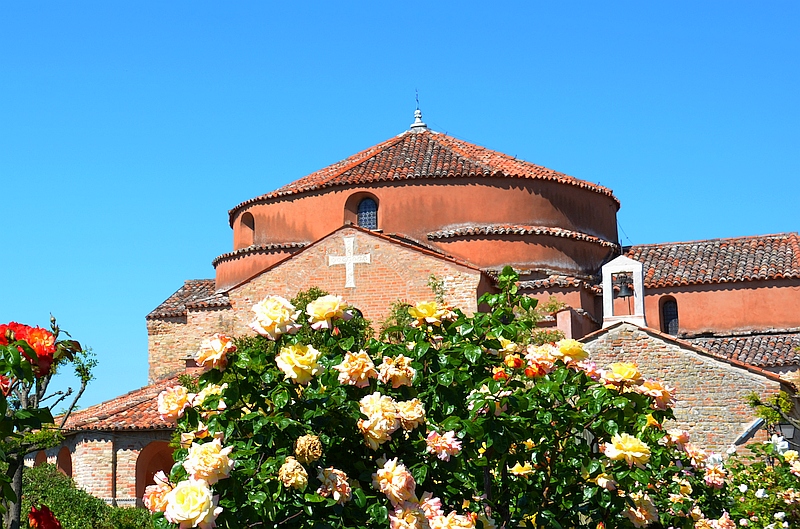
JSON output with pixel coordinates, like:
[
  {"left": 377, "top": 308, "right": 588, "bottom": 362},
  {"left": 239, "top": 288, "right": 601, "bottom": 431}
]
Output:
[{"left": 1, "top": 1, "right": 798, "bottom": 408}]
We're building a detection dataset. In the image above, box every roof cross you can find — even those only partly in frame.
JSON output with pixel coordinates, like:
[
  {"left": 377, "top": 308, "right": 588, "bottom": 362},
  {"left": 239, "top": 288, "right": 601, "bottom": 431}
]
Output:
[{"left": 328, "top": 237, "right": 371, "bottom": 288}]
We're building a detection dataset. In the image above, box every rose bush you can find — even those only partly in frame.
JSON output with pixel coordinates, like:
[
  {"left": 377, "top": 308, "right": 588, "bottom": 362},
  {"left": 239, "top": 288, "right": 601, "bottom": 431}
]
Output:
[{"left": 150, "top": 268, "right": 742, "bottom": 528}]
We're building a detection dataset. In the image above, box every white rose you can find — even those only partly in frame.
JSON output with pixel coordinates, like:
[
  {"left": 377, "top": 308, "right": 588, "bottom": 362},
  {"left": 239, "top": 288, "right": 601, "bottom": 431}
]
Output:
[{"left": 164, "top": 479, "right": 222, "bottom": 529}]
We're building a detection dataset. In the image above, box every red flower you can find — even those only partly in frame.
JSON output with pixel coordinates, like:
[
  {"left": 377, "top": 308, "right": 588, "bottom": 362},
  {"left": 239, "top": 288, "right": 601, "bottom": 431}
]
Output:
[
  {"left": 0, "top": 375, "right": 12, "bottom": 397},
  {"left": 0, "top": 322, "right": 56, "bottom": 376},
  {"left": 29, "top": 505, "right": 62, "bottom": 529}
]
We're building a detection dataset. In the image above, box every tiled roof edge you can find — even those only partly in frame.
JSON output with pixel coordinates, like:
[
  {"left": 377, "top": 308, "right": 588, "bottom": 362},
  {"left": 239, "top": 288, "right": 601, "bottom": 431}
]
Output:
[
  {"left": 580, "top": 321, "right": 789, "bottom": 385},
  {"left": 212, "top": 242, "right": 309, "bottom": 267},
  {"left": 429, "top": 225, "right": 619, "bottom": 249}
]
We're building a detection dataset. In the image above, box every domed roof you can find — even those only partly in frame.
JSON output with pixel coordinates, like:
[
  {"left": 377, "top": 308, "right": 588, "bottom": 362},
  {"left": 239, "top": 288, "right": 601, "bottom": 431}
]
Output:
[{"left": 229, "top": 128, "right": 619, "bottom": 223}]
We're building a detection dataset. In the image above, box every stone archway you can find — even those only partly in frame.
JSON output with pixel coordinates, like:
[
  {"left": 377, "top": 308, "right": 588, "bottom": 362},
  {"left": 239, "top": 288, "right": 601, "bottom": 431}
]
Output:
[
  {"left": 135, "top": 441, "right": 174, "bottom": 505},
  {"left": 56, "top": 446, "right": 72, "bottom": 477},
  {"left": 33, "top": 451, "right": 46, "bottom": 467}
]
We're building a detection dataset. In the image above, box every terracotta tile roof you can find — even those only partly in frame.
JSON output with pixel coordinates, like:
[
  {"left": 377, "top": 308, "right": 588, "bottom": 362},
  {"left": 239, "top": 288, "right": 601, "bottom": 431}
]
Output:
[
  {"left": 686, "top": 331, "right": 800, "bottom": 368},
  {"left": 517, "top": 274, "right": 602, "bottom": 294},
  {"left": 147, "top": 280, "right": 230, "bottom": 320},
  {"left": 61, "top": 377, "right": 178, "bottom": 432},
  {"left": 212, "top": 242, "right": 308, "bottom": 268},
  {"left": 428, "top": 224, "right": 619, "bottom": 248},
  {"left": 229, "top": 129, "right": 619, "bottom": 222},
  {"left": 626, "top": 233, "right": 800, "bottom": 287}
]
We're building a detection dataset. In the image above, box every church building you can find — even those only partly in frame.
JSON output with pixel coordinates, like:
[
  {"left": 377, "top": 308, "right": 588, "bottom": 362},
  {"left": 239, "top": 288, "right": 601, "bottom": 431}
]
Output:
[{"left": 31, "top": 111, "right": 800, "bottom": 505}]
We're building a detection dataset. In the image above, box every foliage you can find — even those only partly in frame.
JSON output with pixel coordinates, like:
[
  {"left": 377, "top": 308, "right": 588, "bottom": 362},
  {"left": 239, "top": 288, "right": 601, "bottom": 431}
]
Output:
[
  {"left": 427, "top": 275, "right": 446, "bottom": 304},
  {"left": 22, "top": 463, "right": 154, "bottom": 529},
  {"left": 150, "top": 267, "right": 742, "bottom": 528},
  {"left": 379, "top": 301, "right": 413, "bottom": 343},
  {"left": 746, "top": 391, "right": 798, "bottom": 432},
  {"left": 725, "top": 439, "right": 800, "bottom": 528},
  {"left": 537, "top": 296, "right": 567, "bottom": 316}
]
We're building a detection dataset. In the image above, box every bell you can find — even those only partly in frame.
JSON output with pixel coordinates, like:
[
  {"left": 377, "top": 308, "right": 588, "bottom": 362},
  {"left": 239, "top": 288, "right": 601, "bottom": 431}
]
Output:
[{"left": 617, "top": 282, "right": 634, "bottom": 298}]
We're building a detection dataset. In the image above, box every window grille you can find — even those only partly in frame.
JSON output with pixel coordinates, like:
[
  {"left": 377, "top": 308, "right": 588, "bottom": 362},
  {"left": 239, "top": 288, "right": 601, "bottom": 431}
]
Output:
[
  {"left": 662, "top": 299, "right": 679, "bottom": 336},
  {"left": 357, "top": 198, "right": 378, "bottom": 230}
]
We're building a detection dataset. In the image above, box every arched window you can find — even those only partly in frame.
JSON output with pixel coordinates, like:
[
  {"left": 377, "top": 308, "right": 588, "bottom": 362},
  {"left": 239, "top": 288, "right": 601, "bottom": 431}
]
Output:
[
  {"left": 357, "top": 198, "right": 378, "bottom": 230},
  {"left": 661, "top": 298, "right": 679, "bottom": 336},
  {"left": 240, "top": 212, "right": 255, "bottom": 247}
]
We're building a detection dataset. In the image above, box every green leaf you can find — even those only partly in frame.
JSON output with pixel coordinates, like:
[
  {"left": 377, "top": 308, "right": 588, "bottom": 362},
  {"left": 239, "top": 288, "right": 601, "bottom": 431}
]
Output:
[
  {"left": 273, "top": 389, "right": 290, "bottom": 409},
  {"left": 463, "top": 344, "right": 482, "bottom": 364}
]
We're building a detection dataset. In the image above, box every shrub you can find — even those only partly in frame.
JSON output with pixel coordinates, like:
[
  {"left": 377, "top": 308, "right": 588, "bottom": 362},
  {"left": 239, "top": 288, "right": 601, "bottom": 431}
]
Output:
[
  {"left": 22, "top": 463, "right": 153, "bottom": 529},
  {"left": 149, "top": 268, "right": 736, "bottom": 528}
]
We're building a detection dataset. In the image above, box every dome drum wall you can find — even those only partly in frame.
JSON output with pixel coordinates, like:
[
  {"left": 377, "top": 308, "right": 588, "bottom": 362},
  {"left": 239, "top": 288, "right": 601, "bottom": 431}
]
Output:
[
  {"left": 434, "top": 234, "right": 616, "bottom": 276},
  {"left": 228, "top": 178, "right": 619, "bottom": 273}
]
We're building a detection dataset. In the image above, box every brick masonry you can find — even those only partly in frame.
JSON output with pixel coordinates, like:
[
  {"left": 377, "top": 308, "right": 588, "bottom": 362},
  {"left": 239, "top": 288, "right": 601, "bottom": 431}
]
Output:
[{"left": 582, "top": 322, "right": 784, "bottom": 451}]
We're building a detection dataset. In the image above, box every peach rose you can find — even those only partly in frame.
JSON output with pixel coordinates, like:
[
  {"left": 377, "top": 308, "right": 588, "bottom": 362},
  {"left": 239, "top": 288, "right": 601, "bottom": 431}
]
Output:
[
  {"left": 622, "top": 492, "right": 657, "bottom": 528},
  {"left": 143, "top": 471, "right": 172, "bottom": 513},
  {"left": 333, "top": 350, "right": 377, "bottom": 388},
  {"left": 317, "top": 467, "right": 351, "bottom": 504},
  {"left": 164, "top": 479, "right": 222, "bottom": 529},
  {"left": 158, "top": 386, "right": 193, "bottom": 423},
  {"left": 373, "top": 458, "right": 416, "bottom": 506},
  {"left": 251, "top": 296, "right": 301, "bottom": 340},
  {"left": 358, "top": 392, "right": 400, "bottom": 450},
  {"left": 425, "top": 431, "right": 462, "bottom": 461},
  {"left": 275, "top": 344, "right": 322, "bottom": 384},
  {"left": 377, "top": 355, "right": 416, "bottom": 388},
  {"left": 390, "top": 502, "right": 428, "bottom": 529},
  {"left": 306, "top": 295, "right": 351, "bottom": 330},
  {"left": 636, "top": 379, "right": 675, "bottom": 410},
  {"left": 396, "top": 398, "right": 425, "bottom": 430},
  {"left": 195, "top": 333, "right": 235, "bottom": 371},
  {"left": 182, "top": 438, "right": 234, "bottom": 485}
]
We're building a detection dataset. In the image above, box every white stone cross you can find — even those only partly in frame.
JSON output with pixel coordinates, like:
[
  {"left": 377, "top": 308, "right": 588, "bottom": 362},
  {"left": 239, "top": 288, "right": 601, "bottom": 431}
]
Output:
[{"left": 328, "top": 237, "right": 371, "bottom": 288}]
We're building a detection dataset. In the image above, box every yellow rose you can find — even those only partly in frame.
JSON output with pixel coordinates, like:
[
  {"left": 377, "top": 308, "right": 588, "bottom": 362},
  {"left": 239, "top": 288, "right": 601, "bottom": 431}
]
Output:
[
  {"left": 306, "top": 295, "right": 351, "bottom": 330},
  {"left": 251, "top": 295, "right": 301, "bottom": 339},
  {"left": 276, "top": 344, "right": 322, "bottom": 384},
  {"left": 158, "top": 385, "right": 192, "bottom": 423},
  {"left": 593, "top": 472, "right": 617, "bottom": 491},
  {"left": 408, "top": 301, "right": 449, "bottom": 327},
  {"left": 333, "top": 350, "right": 377, "bottom": 388},
  {"left": 396, "top": 398, "right": 425, "bottom": 430},
  {"left": 509, "top": 461, "right": 534, "bottom": 476},
  {"left": 603, "top": 433, "right": 651, "bottom": 467},
  {"left": 373, "top": 457, "right": 416, "bottom": 506},
  {"left": 554, "top": 339, "right": 589, "bottom": 363},
  {"left": 784, "top": 449, "right": 799, "bottom": 463},
  {"left": 193, "top": 383, "right": 228, "bottom": 416},
  {"left": 278, "top": 456, "right": 308, "bottom": 490},
  {"left": 377, "top": 355, "right": 416, "bottom": 388},
  {"left": 294, "top": 434, "right": 323, "bottom": 464},
  {"left": 164, "top": 479, "right": 221, "bottom": 529},
  {"left": 182, "top": 438, "right": 234, "bottom": 484},
  {"left": 602, "top": 362, "right": 644, "bottom": 387}
]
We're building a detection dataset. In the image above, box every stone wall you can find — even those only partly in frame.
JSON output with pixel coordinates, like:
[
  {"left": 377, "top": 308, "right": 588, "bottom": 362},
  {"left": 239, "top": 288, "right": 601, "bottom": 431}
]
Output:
[{"left": 582, "top": 322, "right": 784, "bottom": 451}]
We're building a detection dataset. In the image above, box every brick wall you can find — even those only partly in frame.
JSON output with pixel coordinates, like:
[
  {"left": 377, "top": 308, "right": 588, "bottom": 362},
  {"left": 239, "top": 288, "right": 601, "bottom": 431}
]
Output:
[
  {"left": 582, "top": 322, "right": 783, "bottom": 451},
  {"left": 227, "top": 228, "right": 483, "bottom": 333}
]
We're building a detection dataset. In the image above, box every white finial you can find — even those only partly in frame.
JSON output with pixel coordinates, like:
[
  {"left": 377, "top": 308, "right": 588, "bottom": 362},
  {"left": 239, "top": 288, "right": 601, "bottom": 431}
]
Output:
[{"left": 410, "top": 108, "right": 427, "bottom": 132}]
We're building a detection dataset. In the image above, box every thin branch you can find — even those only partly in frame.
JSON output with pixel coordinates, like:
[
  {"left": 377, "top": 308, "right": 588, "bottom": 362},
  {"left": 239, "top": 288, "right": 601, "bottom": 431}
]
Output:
[{"left": 58, "top": 379, "right": 87, "bottom": 429}]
